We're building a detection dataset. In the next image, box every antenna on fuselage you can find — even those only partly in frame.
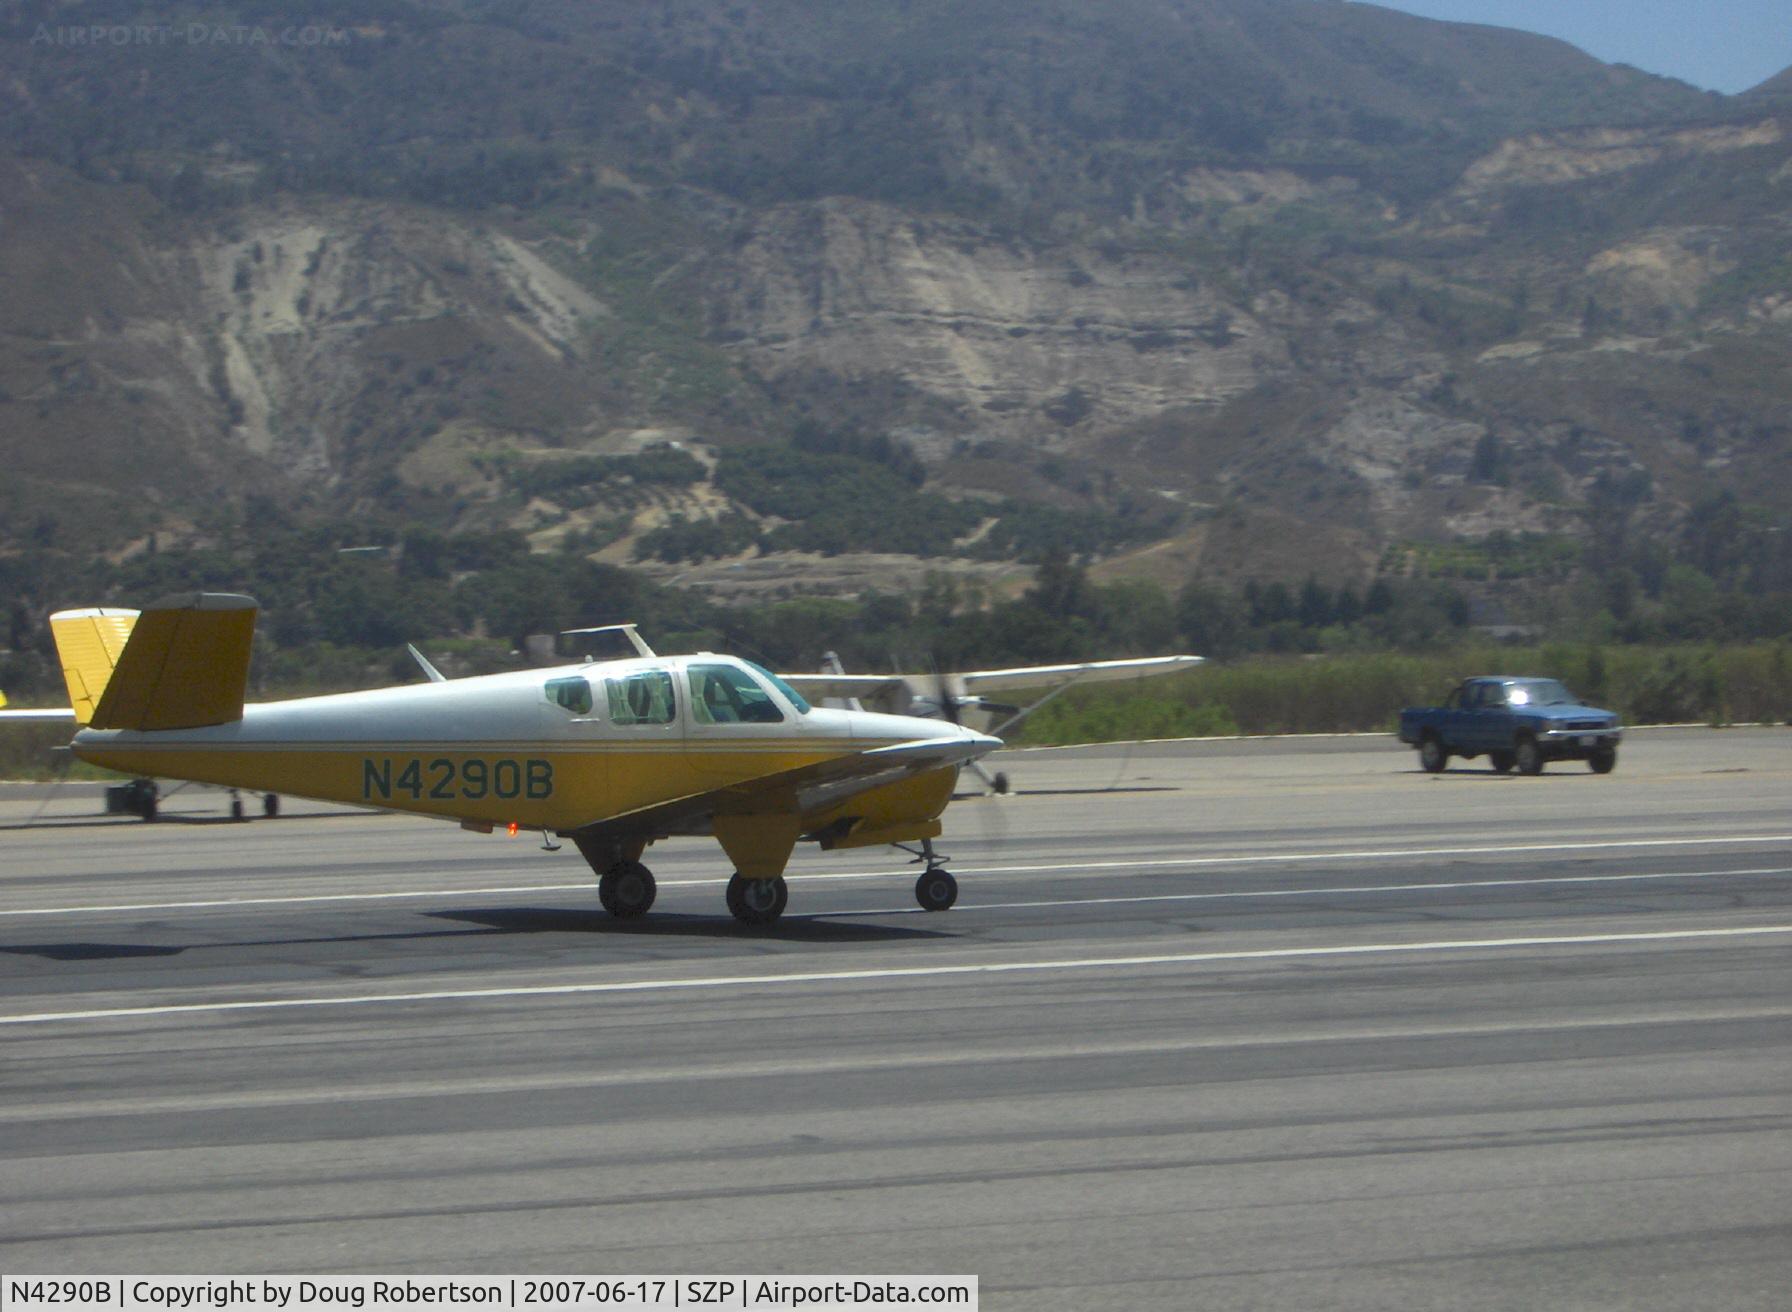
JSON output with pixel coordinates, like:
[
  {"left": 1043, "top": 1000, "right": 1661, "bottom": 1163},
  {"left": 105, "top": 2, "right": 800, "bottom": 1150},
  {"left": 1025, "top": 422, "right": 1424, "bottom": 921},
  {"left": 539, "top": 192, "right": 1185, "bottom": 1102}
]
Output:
[{"left": 561, "top": 622, "right": 657, "bottom": 661}]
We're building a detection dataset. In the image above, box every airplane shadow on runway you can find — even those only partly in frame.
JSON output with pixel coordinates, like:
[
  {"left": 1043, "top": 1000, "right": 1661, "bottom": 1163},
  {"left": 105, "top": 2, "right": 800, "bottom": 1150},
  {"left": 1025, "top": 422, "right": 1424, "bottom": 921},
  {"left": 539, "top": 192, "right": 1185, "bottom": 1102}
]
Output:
[
  {"left": 0, "top": 907, "right": 952, "bottom": 961},
  {"left": 954, "top": 785, "right": 1180, "bottom": 799},
  {"left": 0, "top": 810, "right": 381, "bottom": 832},
  {"left": 431, "top": 906, "right": 955, "bottom": 943}
]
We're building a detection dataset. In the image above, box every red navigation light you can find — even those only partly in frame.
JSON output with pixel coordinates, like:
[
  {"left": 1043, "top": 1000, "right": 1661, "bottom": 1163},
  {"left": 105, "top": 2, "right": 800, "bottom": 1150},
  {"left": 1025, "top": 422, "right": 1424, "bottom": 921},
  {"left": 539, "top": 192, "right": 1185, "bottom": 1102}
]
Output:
[{"left": 506, "top": 822, "right": 519, "bottom": 837}]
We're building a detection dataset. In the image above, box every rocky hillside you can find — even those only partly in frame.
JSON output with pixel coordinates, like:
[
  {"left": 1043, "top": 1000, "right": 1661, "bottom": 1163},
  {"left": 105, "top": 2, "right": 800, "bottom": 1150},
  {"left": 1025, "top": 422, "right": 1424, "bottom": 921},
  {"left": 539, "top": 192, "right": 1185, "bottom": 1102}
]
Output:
[{"left": 1, "top": 0, "right": 1788, "bottom": 597}]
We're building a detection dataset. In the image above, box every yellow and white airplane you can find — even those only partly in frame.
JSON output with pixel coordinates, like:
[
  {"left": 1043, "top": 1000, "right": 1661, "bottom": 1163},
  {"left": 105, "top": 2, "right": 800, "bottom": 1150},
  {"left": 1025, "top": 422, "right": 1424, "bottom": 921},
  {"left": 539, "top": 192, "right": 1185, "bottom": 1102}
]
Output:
[{"left": 12, "top": 593, "right": 1001, "bottom": 924}]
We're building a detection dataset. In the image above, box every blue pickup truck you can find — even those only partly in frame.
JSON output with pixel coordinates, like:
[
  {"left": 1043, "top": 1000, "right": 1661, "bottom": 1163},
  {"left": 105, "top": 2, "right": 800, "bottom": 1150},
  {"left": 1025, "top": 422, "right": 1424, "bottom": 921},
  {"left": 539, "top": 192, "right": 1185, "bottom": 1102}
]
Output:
[{"left": 1398, "top": 676, "right": 1623, "bottom": 775}]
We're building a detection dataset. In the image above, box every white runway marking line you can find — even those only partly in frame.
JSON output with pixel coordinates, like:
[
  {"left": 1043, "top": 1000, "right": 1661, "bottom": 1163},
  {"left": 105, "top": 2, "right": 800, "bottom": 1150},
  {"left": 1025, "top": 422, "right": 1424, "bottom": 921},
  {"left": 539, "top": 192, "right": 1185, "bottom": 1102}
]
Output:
[
  {"left": 7, "top": 1004, "right": 1791, "bottom": 1123},
  {"left": 3, "top": 833, "right": 1790, "bottom": 918},
  {"left": 3, "top": 924, "right": 1790, "bottom": 1027},
  {"left": 827, "top": 865, "right": 1792, "bottom": 917}
]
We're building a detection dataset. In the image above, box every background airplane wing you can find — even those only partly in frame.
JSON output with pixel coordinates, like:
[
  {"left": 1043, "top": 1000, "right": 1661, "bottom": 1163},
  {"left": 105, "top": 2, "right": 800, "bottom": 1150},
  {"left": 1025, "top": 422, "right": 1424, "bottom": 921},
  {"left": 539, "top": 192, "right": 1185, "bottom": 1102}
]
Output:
[
  {"left": 778, "top": 673, "right": 907, "bottom": 702},
  {"left": 566, "top": 736, "right": 992, "bottom": 842},
  {"left": 0, "top": 694, "right": 77, "bottom": 723},
  {"left": 960, "top": 654, "right": 1204, "bottom": 693}
]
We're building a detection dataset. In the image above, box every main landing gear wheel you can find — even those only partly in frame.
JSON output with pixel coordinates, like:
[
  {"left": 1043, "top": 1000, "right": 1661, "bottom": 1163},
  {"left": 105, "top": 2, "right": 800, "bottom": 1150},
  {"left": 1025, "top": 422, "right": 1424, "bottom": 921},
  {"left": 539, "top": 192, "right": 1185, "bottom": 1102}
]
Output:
[
  {"left": 726, "top": 874, "right": 788, "bottom": 926},
  {"left": 915, "top": 868, "right": 959, "bottom": 912},
  {"left": 599, "top": 860, "right": 657, "bottom": 919}
]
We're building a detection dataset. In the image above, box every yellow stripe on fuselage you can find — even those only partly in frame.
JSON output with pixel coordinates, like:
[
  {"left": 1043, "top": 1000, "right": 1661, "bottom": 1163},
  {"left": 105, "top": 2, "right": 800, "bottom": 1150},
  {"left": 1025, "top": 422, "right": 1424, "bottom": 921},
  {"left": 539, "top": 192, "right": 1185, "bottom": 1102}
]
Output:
[{"left": 72, "top": 741, "right": 862, "bottom": 831}]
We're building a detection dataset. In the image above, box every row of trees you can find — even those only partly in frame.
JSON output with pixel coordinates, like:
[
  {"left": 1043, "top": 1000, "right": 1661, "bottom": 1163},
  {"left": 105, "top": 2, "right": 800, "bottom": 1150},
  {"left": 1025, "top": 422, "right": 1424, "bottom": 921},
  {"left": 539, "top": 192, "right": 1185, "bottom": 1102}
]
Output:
[
  {"left": 0, "top": 526, "right": 1473, "bottom": 700},
  {"left": 3, "top": 498, "right": 1789, "bottom": 710}
]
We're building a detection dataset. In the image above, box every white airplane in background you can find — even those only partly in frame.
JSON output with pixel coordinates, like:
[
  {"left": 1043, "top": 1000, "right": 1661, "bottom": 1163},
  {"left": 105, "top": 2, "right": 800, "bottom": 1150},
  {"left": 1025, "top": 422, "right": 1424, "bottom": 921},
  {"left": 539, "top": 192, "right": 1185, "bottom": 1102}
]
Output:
[
  {"left": 783, "top": 652, "right": 1204, "bottom": 792},
  {"left": 3, "top": 594, "right": 999, "bottom": 924}
]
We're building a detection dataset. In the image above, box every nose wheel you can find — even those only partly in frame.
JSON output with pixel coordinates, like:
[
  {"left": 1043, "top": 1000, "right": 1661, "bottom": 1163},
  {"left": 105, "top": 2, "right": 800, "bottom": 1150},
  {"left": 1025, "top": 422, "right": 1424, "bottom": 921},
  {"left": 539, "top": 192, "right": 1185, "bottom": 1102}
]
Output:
[
  {"left": 915, "top": 868, "right": 958, "bottom": 911},
  {"left": 726, "top": 873, "right": 788, "bottom": 925},
  {"left": 599, "top": 860, "right": 657, "bottom": 919},
  {"left": 900, "top": 838, "right": 960, "bottom": 912}
]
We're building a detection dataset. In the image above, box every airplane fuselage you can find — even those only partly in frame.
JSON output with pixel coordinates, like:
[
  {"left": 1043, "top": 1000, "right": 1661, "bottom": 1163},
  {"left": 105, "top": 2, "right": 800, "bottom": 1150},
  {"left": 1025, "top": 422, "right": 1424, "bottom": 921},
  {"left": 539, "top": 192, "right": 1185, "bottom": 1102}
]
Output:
[{"left": 73, "top": 655, "right": 983, "bottom": 837}]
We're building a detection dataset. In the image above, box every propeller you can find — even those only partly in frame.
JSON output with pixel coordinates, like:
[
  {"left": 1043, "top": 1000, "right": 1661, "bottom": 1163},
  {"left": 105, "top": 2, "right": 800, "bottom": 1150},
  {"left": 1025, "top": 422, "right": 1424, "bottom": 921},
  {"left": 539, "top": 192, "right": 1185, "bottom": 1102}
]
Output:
[{"left": 925, "top": 658, "right": 1012, "bottom": 795}]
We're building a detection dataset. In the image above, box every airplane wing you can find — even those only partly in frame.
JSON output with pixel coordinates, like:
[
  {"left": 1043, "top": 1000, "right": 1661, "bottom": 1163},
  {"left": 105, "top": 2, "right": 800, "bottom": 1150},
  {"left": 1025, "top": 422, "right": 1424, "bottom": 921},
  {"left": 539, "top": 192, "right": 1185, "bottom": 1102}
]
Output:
[
  {"left": 779, "top": 673, "right": 907, "bottom": 702},
  {"left": 0, "top": 692, "right": 77, "bottom": 723},
  {"left": 960, "top": 654, "right": 1204, "bottom": 693},
  {"left": 785, "top": 658, "right": 1203, "bottom": 702},
  {"left": 567, "top": 735, "right": 992, "bottom": 842}
]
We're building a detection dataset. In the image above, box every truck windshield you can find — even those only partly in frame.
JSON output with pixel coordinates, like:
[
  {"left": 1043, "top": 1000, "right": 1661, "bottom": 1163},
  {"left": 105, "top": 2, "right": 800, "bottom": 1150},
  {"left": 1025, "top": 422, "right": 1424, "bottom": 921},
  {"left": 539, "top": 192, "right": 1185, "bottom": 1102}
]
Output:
[{"left": 1507, "top": 679, "right": 1575, "bottom": 706}]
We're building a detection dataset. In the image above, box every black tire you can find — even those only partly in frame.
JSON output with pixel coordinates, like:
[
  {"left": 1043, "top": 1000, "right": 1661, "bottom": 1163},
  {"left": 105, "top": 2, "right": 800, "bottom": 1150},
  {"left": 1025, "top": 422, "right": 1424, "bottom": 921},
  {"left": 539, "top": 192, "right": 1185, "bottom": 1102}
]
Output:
[
  {"left": 1589, "top": 745, "right": 1617, "bottom": 774},
  {"left": 727, "top": 874, "right": 788, "bottom": 925},
  {"left": 915, "top": 869, "right": 959, "bottom": 912},
  {"left": 230, "top": 795, "right": 245, "bottom": 821},
  {"left": 992, "top": 772, "right": 1011, "bottom": 795},
  {"left": 125, "top": 778, "right": 159, "bottom": 820},
  {"left": 599, "top": 861, "right": 657, "bottom": 918},
  {"left": 1489, "top": 750, "right": 1515, "bottom": 774},
  {"left": 1514, "top": 737, "right": 1544, "bottom": 776},
  {"left": 263, "top": 793, "right": 280, "bottom": 818},
  {"left": 1418, "top": 735, "right": 1448, "bottom": 773}
]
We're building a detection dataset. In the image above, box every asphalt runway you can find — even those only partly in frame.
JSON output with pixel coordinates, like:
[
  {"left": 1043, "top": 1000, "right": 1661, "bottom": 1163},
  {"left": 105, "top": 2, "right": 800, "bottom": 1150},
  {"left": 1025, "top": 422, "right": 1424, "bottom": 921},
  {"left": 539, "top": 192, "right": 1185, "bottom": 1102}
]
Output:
[{"left": 2, "top": 728, "right": 1790, "bottom": 1308}]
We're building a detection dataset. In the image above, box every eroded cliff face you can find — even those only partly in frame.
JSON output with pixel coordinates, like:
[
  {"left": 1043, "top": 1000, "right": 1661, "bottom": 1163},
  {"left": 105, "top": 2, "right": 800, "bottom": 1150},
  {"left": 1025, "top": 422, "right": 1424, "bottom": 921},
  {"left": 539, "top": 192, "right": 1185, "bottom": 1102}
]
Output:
[
  {"left": 1454, "top": 120, "right": 1785, "bottom": 194},
  {"left": 3, "top": 99, "right": 1789, "bottom": 581},
  {"left": 0, "top": 166, "right": 620, "bottom": 541},
  {"left": 707, "top": 198, "right": 1285, "bottom": 437},
  {"left": 182, "top": 208, "right": 609, "bottom": 475}
]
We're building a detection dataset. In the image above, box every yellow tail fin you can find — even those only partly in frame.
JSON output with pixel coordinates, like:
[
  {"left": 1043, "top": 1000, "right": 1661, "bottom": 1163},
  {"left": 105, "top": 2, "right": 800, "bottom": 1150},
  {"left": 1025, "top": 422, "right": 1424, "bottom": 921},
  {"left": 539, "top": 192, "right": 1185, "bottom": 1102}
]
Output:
[
  {"left": 53, "top": 594, "right": 259, "bottom": 732},
  {"left": 49, "top": 608, "right": 140, "bottom": 725}
]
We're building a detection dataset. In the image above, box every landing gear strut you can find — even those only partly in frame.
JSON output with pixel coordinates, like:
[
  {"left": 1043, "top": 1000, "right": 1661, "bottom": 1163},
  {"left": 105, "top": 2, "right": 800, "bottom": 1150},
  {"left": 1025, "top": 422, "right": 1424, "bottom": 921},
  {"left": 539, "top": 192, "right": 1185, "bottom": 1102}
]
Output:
[
  {"left": 904, "top": 837, "right": 959, "bottom": 912},
  {"left": 726, "top": 873, "right": 788, "bottom": 925}
]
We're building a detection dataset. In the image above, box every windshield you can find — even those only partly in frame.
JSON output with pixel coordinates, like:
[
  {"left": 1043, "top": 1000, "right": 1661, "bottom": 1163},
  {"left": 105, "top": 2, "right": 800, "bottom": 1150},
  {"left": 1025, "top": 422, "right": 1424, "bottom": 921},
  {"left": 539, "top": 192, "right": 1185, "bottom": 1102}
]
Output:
[
  {"left": 747, "top": 660, "right": 812, "bottom": 714},
  {"left": 1506, "top": 679, "right": 1576, "bottom": 707}
]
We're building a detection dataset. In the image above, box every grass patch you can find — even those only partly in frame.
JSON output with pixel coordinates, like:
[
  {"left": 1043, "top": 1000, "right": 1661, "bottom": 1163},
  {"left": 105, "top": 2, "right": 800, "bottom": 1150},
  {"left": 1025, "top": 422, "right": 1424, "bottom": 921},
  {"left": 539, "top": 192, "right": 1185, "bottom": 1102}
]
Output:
[{"left": 1014, "top": 642, "right": 1792, "bottom": 744}]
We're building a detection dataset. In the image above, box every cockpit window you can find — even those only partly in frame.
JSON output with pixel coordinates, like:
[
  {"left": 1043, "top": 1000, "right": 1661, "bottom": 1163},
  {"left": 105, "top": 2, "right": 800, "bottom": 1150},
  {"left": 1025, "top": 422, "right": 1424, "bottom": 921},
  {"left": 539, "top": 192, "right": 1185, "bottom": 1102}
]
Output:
[
  {"left": 545, "top": 676, "right": 593, "bottom": 716},
  {"left": 605, "top": 669, "right": 676, "bottom": 725},
  {"left": 746, "top": 661, "right": 811, "bottom": 715},
  {"left": 689, "top": 663, "right": 785, "bottom": 724}
]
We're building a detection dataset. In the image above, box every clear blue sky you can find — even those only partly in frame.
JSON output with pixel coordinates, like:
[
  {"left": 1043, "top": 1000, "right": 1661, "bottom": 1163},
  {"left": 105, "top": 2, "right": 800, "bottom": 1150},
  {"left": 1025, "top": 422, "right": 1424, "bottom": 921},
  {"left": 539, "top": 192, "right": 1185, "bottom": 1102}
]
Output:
[{"left": 1361, "top": 1, "right": 1792, "bottom": 94}]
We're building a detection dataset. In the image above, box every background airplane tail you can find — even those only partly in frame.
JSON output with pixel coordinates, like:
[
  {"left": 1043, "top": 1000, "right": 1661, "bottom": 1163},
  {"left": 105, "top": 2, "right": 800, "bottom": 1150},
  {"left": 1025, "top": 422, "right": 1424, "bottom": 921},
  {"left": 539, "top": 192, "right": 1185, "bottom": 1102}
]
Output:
[
  {"left": 51, "top": 593, "right": 258, "bottom": 731},
  {"left": 49, "top": 607, "right": 138, "bottom": 725}
]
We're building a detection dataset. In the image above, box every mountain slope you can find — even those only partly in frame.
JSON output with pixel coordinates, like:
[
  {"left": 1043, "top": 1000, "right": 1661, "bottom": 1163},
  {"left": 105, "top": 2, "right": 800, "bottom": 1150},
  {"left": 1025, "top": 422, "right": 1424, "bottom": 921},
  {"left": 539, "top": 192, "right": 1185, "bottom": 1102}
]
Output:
[{"left": 0, "top": 0, "right": 1785, "bottom": 592}]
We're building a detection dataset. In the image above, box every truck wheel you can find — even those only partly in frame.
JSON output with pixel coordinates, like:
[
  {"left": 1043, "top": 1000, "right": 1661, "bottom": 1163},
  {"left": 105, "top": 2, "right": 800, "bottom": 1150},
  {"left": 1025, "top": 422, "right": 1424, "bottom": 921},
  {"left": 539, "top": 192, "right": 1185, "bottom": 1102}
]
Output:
[
  {"left": 1489, "top": 750, "right": 1515, "bottom": 773},
  {"left": 1514, "top": 737, "right": 1544, "bottom": 775},
  {"left": 1418, "top": 735, "right": 1448, "bottom": 773},
  {"left": 1589, "top": 745, "right": 1617, "bottom": 774}
]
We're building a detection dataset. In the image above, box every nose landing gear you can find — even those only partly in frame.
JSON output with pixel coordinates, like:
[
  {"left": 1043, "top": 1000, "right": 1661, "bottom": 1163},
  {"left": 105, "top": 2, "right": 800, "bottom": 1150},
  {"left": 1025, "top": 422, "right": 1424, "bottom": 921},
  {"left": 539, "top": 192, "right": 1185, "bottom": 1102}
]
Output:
[{"left": 902, "top": 838, "right": 959, "bottom": 912}]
